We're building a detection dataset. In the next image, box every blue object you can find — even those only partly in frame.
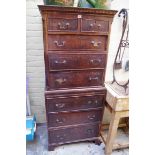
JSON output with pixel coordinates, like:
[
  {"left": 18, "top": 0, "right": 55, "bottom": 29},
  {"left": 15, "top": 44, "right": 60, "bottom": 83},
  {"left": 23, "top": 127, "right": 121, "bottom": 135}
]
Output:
[
  {"left": 78, "top": 0, "right": 93, "bottom": 8},
  {"left": 26, "top": 115, "right": 36, "bottom": 141}
]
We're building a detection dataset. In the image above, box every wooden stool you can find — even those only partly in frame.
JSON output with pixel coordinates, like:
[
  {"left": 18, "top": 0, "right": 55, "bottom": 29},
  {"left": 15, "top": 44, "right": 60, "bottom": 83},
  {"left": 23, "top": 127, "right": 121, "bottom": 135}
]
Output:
[{"left": 101, "top": 82, "right": 129, "bottom": 155}]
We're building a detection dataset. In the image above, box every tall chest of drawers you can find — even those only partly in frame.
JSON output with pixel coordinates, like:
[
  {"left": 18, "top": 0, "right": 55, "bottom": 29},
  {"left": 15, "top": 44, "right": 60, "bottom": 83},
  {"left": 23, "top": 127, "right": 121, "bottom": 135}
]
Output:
[{"left": 38, "top": 5, "right": 117, "bottom": 151}]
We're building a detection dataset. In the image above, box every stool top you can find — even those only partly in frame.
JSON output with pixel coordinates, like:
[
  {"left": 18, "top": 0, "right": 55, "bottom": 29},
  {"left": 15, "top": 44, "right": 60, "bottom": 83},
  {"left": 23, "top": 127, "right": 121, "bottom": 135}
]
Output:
[
  {"left": 105, "top": 82, "right": 129, "bottom": 111},
  {"left": 105, "top": 82, "right": 129, "bottom": 98}
]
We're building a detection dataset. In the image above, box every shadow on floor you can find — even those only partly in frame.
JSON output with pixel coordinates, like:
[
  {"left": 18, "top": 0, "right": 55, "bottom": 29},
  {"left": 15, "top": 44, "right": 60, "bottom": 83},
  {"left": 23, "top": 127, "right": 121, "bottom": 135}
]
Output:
[{"left": 26, "top": 124, "right": 129, "bottom": 155}]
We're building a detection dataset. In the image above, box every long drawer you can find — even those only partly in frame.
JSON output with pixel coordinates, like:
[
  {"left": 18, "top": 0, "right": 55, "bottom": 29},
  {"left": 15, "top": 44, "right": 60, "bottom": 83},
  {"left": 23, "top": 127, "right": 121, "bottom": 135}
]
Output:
[
  {"left": 46, "top": 94, "right": 105, "bottom": 112},
  {"left": 48, "top": 123, "right": 100, "bottom": 144},
  {"left": 48, "top": 70, "right": 104, "bottom": 89},
  {"left": 47, "top": 109, "right": 102, "bottom": 128},
  {"left": 48, "top": 35, "right": 107, "bottom": 51},
  {"left": 47, "top": 53, "right": 107, "bottom": 71}
]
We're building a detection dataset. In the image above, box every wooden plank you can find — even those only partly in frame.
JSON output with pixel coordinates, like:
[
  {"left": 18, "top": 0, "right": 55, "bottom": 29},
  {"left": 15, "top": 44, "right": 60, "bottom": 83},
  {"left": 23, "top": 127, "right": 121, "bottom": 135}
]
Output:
[
  {"left": 105, "top": 100, "right": 113, "bottom": 113},
  {"left": 113, "top": 143, "right": 129, "bottom": 150},
  {"left": 100, "top": 128, "right": 129, "bottom": 150},
  {"left": 106, "top": 90, "right": 117, "bottom": 110},
  {"left": 116, "top": 98, "right": 129, "bottom": 111},
  {"left": 100, "top": 131, "right": 106, "bottom": 144},
  {"left": 118, "top": 111, "right": 129, "bottom": 118},
  {"left": 101, "top": 123, "right": 127, "bottom": 130},
  {"left": 105, "top": 82, "right": 129, "bottom": 111},
  {"left": 105, "top": 82, "right": 129, "bottom": 97},
  {"left": 104, "top": 111, "right": 120, "bottom": 155}
]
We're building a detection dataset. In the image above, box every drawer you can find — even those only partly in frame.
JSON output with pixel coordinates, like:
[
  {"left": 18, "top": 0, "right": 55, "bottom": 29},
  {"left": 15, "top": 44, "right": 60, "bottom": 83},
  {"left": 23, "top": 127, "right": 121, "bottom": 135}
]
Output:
[
  {"left": 47, "top": 109, "right": 102, "bottom": 128},
  {"left": 47, "top": 53, "right": 107, "bottom": 71},
  {"left": 46, "top": 94, "right": 105, "bottom": 112},
  {"left": 48, "top": 123, "right": 99, "bottom": 144},
  {"left": 48, "top": 35, "right": 107, "bottom": 51},
  {"left": 81, "top": 15, "right": 109, "bottom": 33},
  {"left": 47, "top": 13, "right": 78, "bottom": 32},
  {"left": 48, "top": 70, "right": 104, "bottom": 89}
]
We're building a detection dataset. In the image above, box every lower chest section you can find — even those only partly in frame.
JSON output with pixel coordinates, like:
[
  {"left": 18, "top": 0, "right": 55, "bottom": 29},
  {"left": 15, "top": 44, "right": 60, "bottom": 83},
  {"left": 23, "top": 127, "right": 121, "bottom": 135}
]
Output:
[{"left": 45, "top": 88, "right": 106, "bottom": 146}]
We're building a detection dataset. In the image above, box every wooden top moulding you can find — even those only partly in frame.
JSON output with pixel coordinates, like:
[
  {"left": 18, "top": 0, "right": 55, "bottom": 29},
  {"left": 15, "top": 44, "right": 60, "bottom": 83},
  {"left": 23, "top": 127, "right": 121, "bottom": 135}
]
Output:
[{"left": 38, "top": 5, "right": 117, "bottom": 17}]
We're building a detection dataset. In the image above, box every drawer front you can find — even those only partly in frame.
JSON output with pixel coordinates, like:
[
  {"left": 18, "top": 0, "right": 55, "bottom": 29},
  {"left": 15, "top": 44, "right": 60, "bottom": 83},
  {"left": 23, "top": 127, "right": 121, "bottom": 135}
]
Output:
[
  {"left": 48, "top": 53, "right": 107, "bottom": 71},
  {"left": 48, "top": 16, "right": 78, "bottom": 32},
  {"left": 81, "top": 16, "right": 109, "bottom": 33},
  {"left": 48, "top": 70, "right": 104, "bottom": 89},
  {"left": 48, "top": 35, "right": 107, "bottom": 51},
  {"left": 47, "top": 109, "right": 102, "bottom": 128},
  {"left": 46, "top": 94, "right": 105, "bottom": 112},
  {"left": 48, "top": 123, "right": 99, "bottom": 144}
]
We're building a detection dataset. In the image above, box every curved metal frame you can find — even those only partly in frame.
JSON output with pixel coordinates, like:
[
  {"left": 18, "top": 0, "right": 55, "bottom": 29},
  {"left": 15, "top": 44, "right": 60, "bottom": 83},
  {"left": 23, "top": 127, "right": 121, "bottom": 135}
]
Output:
[{"left": 112, "top": 8, "right": 129, "bottom": 91}]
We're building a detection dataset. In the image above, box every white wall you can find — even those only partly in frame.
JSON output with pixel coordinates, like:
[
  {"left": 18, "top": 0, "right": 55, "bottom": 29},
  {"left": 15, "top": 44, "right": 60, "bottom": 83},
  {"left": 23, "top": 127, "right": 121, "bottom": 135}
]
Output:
[
  {"left": 26, "top": 0, "right": 46, "bottom": 123},
  {"left": 26, "top": 0, "right": 129, "bottom": 123}
]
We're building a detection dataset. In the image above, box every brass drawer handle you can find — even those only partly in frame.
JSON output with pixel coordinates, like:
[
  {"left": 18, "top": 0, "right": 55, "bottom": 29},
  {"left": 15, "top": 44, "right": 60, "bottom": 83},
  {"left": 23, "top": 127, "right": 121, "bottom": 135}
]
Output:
[
  {"left": 56, "top": 134, "right": 66, "bottom": 140},
  {"left": 87, "top": 100, "right": 99, "bottom": 105},
  {"left": 90, "top": 59, "right": 101, "bottom": 64},
  {"left": 58, "top": 22, "right": 70, "bottom": 30},
  {"left": 91, "top": 41, "right": 101, "bottom": 47},
  {"left": 54, "top": 60, "right": 67, "bottom": 64},
  {"left": 87, "top": 129, "right": 94, "bottom": 134},
  {"left": 87, "top": 100, "right": 92, "bottom": 104},
  {"left": 55, "top": 103, "right": 65, "bottom": 108},
  {"left": 54, "top": 41, "right": 65, "bottom": 47},
  {"left": 95, "top": 100, "right": 99, "bottom": 105},
  {"left": 89, "top": 23, "right": 102, "bottom": 30},
  {"left": 88, "top": 115, "right": 96, "bottom": 120},
  {"left": 56, "top": 118, "right": 65, "bottom": 124},
  {"left": 55, "top": 78, "right": 67, "bottom": 84},
  {"left": 97, "top": 24, "right": 101, "bottom": 30},
  {"left": 89, "top": 77, "right": 99, "bottom": 81},
  {"left": 89, "top": 23, "right": 94, "bottom": 28}
]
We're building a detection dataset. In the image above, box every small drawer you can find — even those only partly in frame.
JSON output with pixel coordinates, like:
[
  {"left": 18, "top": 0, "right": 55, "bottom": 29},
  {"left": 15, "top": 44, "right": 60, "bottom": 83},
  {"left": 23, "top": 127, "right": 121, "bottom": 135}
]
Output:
[
  {"left": 47, "top": 109, "right": 102, "bottom": 128},
  {"left": 48, "top": 35, "right": 107, "bottom": 51},
  {"left": 48, "top": 123, "right": 99, "bottom": 144},
  {"left": 47, "top": 13, "right": 78, "bottom": 32},
  {"left": 81, "top": 15, "right": 109, "bottom": 33},
  {"left": 48, "top": 70, "right": 104, "bottom": 89},
  {"left": 47, "top": 53, "right": 107, "bottom": 71},
  {"left": 46, "top": 94, "right": 105, "bottom": 112}
]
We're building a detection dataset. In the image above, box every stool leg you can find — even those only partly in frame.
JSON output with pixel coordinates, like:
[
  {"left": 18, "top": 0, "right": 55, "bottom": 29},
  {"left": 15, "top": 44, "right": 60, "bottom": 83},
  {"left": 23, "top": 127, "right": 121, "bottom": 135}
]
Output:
[{"left": 105, "top": 111, "right": 120, "bottom": 155}]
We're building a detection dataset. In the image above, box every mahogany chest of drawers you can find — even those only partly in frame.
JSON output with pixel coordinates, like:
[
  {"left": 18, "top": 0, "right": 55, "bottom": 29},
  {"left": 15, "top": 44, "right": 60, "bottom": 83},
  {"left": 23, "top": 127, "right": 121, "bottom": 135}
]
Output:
[{"left": 38, "top": 5, "right": 117, "bottom": 151}]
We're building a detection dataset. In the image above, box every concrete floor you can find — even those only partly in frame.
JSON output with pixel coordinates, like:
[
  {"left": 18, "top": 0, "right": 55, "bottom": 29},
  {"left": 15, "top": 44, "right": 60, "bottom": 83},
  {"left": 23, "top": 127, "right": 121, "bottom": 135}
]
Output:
[{"left": 26, "top": 124, "right": 129, "bottom": 155}]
